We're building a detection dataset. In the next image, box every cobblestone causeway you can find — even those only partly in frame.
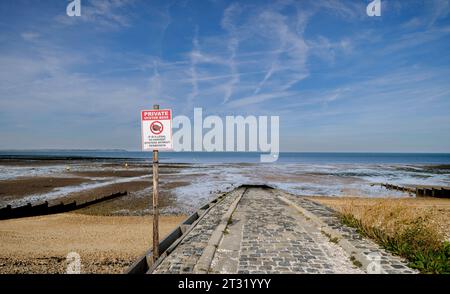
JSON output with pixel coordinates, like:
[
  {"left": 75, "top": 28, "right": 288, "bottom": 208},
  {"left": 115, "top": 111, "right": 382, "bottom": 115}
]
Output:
[
  {"left": 153, "top": 187, "right": 417, "bottom": 274},
  {"left": 212, "top": 188, "right": 363, "bottom": 274}
]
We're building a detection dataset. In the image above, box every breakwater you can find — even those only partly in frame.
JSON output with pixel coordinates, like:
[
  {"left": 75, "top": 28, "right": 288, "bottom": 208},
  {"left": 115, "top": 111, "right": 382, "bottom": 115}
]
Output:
[{"left": 0, "top": 191, "right": 127, "bottom": 220}]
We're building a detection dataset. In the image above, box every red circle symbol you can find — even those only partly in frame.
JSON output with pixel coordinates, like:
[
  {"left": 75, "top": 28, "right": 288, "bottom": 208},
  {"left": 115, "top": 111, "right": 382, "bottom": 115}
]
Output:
[{"left": 150, "top": 121, "right": 164, "bottom": 135}]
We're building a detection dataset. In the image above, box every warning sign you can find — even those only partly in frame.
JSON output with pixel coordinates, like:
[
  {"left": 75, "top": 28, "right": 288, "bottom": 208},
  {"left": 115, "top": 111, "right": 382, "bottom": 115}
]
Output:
[{"left": 141, "top": 109, "right": 173, "bottom": 150}]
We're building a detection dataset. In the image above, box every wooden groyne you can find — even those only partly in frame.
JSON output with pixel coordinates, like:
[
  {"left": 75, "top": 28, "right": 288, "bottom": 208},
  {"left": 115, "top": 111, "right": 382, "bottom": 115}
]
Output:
[
  {"left": 380, "top": 183, "right": 416, "bottom": 194},
  {"left": 0, "top": 191, "right": 127, "bottom": 220},
  {"left": 380, "top": 183, "right": 450, "bottom": 198}
]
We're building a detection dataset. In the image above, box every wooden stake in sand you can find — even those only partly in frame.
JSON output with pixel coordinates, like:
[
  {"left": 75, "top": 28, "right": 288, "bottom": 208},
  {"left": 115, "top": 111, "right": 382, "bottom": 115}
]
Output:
[{"left": 152, "top": 104, "right": 160, "bottom": 262}]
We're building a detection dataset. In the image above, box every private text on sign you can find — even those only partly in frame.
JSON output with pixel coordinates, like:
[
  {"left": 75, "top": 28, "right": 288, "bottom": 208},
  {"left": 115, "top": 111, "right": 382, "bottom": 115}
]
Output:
[{"left": 141, "top": 109, "right": 173, "bottom": 150}]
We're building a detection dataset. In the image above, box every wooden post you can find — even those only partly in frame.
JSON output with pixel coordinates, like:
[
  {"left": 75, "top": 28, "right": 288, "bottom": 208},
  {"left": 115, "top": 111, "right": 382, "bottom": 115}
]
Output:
[{"left": 152, "top": 104, "right": 160, "bottom": 262}]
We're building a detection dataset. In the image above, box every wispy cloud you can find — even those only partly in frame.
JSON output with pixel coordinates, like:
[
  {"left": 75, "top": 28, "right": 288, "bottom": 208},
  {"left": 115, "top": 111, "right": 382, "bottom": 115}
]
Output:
[
  {"left": 186, "top": 30, "right": 200, "bottom": 110},
  {"left": 221, "top": 3, "right": 241, "bottom": 103},
  {"left": 311, "top": 0, "right": 365, "bottom": 20},
  {"left": 428, "top": 0, "right": 450, "bottom": 27},
  {"left": 227, "top": 91, "right": 296, "bottom": 108},
  {"left": 236, "top": 4, "right": 310, "bottom": 95},
  {"left": 383, "top": 25, "right": 450, "bottom": 54},
  {"left": 20, "top": 31, "right": 40, "bottom": 42}
]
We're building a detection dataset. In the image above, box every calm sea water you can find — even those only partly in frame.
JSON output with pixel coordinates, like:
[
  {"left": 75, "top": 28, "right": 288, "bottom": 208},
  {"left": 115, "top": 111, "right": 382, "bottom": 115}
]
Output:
[{"left": 1, "top": 150, "right": 450, "bottom": 164}]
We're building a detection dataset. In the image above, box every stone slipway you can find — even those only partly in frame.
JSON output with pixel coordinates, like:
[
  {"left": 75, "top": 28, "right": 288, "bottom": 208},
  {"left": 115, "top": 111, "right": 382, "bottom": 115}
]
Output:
[{"left": 149, "top": 186, "right": 416, "bottom": 274}]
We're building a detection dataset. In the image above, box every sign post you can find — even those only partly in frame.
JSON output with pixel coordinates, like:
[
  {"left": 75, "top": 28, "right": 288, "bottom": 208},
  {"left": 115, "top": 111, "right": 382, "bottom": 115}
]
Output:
[
  {"left": 141, "top": 105, "right": 173, "bottom": 263},
  {"left": 151, "top": 105, "right": 160, "bottom": 263}
]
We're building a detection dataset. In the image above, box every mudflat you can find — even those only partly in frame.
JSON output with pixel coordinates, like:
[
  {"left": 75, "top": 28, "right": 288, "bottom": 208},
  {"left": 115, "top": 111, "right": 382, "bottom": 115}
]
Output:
[
  {"left": 0, "top": 159, "right": 193, "bottom": 214},
  {"left": 0, "top": 177, "right": 92, "bottom": 200}
]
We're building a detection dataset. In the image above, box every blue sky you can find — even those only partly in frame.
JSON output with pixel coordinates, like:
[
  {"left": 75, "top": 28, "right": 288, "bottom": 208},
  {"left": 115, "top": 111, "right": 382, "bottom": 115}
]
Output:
[{"left": 0, "top": 0, "right": 449, "bottom": 152}]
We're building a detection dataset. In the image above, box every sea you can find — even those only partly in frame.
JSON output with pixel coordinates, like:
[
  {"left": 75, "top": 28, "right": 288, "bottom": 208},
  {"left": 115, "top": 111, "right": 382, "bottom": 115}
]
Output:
[{"left": 1, "top": 150, "right": 450, "bottom": 164}]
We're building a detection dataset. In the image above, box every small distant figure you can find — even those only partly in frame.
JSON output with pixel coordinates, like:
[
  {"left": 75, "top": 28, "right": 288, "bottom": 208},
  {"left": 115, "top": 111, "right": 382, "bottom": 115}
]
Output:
[
  {"left": 125, "top": 163, "right": 129, "bottom": 169},
  {"left": 66, "top": 166, "right": 71, "bottom": 171}
]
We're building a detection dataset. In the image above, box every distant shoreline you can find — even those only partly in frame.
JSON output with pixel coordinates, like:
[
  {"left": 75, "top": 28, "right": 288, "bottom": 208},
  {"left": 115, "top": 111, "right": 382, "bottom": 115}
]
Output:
[{"left": 1, "top": 151, "right": 450, "bottom": 165}]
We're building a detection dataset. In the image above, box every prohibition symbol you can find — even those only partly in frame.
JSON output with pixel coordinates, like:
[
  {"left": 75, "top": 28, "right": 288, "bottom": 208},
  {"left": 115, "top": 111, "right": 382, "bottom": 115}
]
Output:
[{"left": 150, "top": 121, "right": 164, "bottom": 135}]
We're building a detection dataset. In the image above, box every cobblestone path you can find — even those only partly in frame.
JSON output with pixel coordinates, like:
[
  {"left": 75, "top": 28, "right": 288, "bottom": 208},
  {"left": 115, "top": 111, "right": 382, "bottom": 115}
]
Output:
[
  {"left": 210, "top": 187, "right": 362, "bottom": 274},
  {"left": 152, "top": 187, "right": 416, "bottom": 274},
  {"left": 153, "top": 188, "right": 244, "bottom": 273}
]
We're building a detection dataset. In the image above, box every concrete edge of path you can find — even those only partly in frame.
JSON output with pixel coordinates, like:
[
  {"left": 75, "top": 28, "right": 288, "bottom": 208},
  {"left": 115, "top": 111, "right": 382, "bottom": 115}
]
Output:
[
  {"left": 147, "top": 192, "right": 230, "bottom": 274},
  {"left": 193, "top": 188, "right": 247, "bottom": 273},
  {"left": 277, "top": 194, "right": 386, "bottom": 274}
]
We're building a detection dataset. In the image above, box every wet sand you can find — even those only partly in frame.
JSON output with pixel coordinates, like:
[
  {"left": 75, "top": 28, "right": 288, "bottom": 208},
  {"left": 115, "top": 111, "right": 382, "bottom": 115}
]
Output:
[
  {"left": 0, "top": 159, "right": 71, "bottom": 167},
  {"left": 0, "top": 177, "right": 191, "bottom": 215},
  {"left": 0, "top": 213, "right": 186, "bottom": 274},
  {"left": 73, "top": 179, "right": 190, "bottom": 216},
  {"left": 0, "top": 177, "right": 92, "bottom": 200},
  {"left": 0, "top": 159, "right": 195, "bottom": 215},
  {"left": 69, "top": 170, "right": 148, "bottom": 178}
]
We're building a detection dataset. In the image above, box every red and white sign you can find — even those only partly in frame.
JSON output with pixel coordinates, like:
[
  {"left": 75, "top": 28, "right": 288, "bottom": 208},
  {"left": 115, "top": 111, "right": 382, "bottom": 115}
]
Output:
[{"left": 141, "top": 109, "right": 173, "bottom": 150}]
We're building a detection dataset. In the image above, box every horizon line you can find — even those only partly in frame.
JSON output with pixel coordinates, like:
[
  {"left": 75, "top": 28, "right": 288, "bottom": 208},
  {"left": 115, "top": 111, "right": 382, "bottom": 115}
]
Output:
[{"left": 1, "top": 149, "right": 450, "bottom": 154}]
